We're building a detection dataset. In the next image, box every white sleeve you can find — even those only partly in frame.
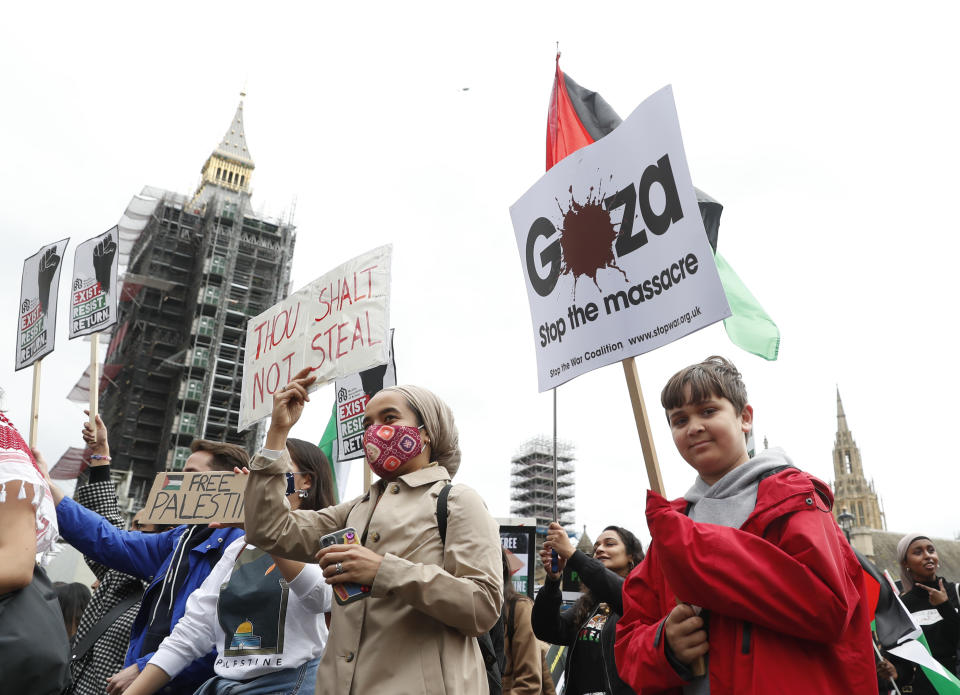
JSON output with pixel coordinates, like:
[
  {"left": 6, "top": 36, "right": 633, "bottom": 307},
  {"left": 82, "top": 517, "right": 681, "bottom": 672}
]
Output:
[
  {"left": 286, "top": 562, "right": 332, "bottom": 614},
  {"left": 148, "top": 537, "right": 244, "bottom": 677}
]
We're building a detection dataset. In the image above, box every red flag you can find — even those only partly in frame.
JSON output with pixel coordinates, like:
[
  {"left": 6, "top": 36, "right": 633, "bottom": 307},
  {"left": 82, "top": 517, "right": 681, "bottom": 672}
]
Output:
[{"left": 546, "top": 56, "right": 594, "bottom": 171}]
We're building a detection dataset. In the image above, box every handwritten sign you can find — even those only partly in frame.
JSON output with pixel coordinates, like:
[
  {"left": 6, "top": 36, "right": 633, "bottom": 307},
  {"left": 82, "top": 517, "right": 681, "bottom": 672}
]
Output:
[
  {"left": 238, "top": 245, "right": 392, "bottom": 431},
  {"left": 140, "top": 471, "right": 247, "bottom": 524},
  {"left": 509, "top": 86, "right": 730, "bottom": 391}
]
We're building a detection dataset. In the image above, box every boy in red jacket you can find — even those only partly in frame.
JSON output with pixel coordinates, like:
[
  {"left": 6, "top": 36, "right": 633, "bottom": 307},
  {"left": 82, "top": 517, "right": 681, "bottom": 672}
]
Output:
[{"left": 614, "top": 356, "right": 875, "bottom": 694}]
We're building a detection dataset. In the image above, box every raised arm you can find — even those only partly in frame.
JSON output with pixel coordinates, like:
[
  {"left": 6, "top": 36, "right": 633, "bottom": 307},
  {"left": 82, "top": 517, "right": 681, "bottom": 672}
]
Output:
[
  {"left": 243, "top": 370, "right": 351, "bottom": 559},
  {"left": 73, "top": 414, "right": 125, "bottom": 578},
  {"left": 530, "top": 576, "right": 578, "bottom": 646},
  {"left": 566, "top": 550, "right": 626, "bottom": 614},
  {"left": 243, "top": 449, "right": 353, "bottom": 560},
  {"left": 55, "top": 497, "right": 177, "bottom": 580}
]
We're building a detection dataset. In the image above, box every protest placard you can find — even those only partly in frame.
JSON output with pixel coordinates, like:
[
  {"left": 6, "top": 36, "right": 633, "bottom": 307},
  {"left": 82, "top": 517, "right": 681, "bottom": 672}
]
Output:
[
  {"left": 69, "top": 227, "right": 119, "bottom": 338},
  {"left": 500, "top": 525, "right": 537, "bottom": 598},
  {"left": 510, "top": 86, "right": 731, "bottom": 392},
  {"left": 16, "top": 238, "right": 69, "bottom": 370},
  {"left": 238, "top": 245, "right": 392, "bottom": 431},
  {"left": 140, "top": 471, "right": 247, "bottom": 525},
  {"left": 335, "top": 329, "right": 396, "bottom": 462}
]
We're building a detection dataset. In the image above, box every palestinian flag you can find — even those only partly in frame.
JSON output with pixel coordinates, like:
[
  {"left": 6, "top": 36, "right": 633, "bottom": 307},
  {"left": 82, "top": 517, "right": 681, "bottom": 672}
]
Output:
[
  {"left": 892, "top": 633, "right": 960, "bottom": 694},
  {"left": 860, "top": 563, "right": 960, "bottom": 694},
  {"left": 546, "top": 55, "right": 780, "bottom": 360},
  {"left": 855, "top": 550, "right": 917, "bottom": 649},
  {"left": 319, "top": 401, "right": 348, "bottom": 504},
  {"left": 162, "top": 474, "right": 184, "bottom": 491}
]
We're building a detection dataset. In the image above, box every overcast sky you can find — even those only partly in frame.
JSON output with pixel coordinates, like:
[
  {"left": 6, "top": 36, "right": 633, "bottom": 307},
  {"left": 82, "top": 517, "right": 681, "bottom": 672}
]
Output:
[{"left": 3, "top": 1, "right": 959, "bottom": 547}]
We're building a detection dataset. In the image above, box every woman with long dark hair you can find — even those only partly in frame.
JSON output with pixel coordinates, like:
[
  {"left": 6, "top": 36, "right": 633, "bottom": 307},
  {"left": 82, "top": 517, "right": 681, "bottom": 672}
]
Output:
[
  {"left": 124, "top": 438, "right": 336, "bottom": 695},
  {"left": 532, "top": 524, "right": 643, "bottom": 695}
]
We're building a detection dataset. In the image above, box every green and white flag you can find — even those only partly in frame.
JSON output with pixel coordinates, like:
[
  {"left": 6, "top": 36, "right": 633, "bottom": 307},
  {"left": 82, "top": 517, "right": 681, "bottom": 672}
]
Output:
[
  {"left": 884, "top": 572, "right": 960, "bottom": 694},
  {"left": 890, "top": 634, "right": 960, "bottom": 694}
]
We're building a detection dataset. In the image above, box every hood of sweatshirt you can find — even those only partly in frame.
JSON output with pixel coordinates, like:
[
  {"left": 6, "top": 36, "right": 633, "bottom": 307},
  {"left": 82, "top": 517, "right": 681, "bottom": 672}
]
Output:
[{"left": 683, "top": 447, "right": 793, "bottom": 529}]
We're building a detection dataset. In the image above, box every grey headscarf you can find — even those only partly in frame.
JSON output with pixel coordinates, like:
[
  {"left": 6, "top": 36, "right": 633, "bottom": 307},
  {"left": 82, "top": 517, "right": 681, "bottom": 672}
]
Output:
[
  {"left": 382, "top": 385, "right": 461, "bottom": 477},
  {"left": 897, "top": 533, "right": 931, "bottom": 593}
]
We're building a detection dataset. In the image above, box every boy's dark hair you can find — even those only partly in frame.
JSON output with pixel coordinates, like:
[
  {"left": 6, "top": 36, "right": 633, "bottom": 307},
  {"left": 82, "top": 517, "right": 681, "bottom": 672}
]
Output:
[
  {"left": 661, "top": 355, "right": 748, "bottom": 415},
  {"left": 190, "top": 439, "right": 249, "bottom": 472},
  {"left": 285, "top": 438, "right": 336, "bottom": 511}
]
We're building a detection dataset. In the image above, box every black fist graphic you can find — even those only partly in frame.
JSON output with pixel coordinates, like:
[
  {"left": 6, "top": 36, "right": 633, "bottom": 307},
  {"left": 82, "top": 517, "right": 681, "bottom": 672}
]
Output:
[
  {"left": 93, "top": 235, "right": 117, "bottom": 294},
  {"left": 37, "top": 247, "right": 61, "bottom": 314}
]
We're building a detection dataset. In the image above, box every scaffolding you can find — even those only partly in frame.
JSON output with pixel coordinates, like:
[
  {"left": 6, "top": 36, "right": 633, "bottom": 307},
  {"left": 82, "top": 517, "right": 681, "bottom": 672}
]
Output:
[
  {"left": 510, "top": 435, "right": 576, "bottom": 530},
  {"left": 99, "top": 188, "right": 295, "bottom": 515}
]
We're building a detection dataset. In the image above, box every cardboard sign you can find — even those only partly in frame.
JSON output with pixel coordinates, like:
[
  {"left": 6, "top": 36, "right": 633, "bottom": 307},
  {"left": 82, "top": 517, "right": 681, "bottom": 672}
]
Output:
[
  {"left": 335, "top": 329, "right": 396, "bottom": 462},
  {"left": 69, "top": 227, "right": 119, "bottom": 338},
  {"left": 16, "top": 238, "right": 70, "bottom": 370},
  {"left": 509, "top": 86, "right": 731, "bottom": 391},
  {"left": 500, "top": 525, "right": 537, "bottom": 598},
  {"left": 141, "top": 471, "right": 247, "bottom": 524},
  {"left": 238, "top": 245, "right": 392, "bottom": 431}
]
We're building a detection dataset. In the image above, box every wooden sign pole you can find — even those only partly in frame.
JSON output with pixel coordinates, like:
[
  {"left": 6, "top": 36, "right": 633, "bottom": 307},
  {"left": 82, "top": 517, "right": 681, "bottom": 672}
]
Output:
[
  {"left": 363, "top": 461, "right": 371, "bottom": 490},
  {"left": 89, "top": 333, "right": 100, "bottom": 427},
  {"left": 621, "top": 355, "right": 705, "bottom": 677},
  {"left": 29, "top": 359, "right": 42, "bottom": 450},
  {"left": 620, "top": 356, "right": 664, "bottom": 495}
]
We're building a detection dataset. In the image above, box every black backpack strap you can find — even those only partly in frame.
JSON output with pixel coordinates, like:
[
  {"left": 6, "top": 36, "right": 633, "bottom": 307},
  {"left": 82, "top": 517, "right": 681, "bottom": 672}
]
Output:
[
  {"left": 71, "top": 586, "right": 144, "bottom": 661},
  {"left": 437, "top": 483, "right": 453, "bottom": 547}
]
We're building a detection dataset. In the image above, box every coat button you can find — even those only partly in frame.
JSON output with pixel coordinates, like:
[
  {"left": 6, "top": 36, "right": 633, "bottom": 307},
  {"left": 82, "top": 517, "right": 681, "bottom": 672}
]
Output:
[
  {"left": 218, "top": 538, "right": 224, "bottom": 543},
  {"left": 391, "top": 484, "right": 400, "bottom": 494},
  {"left": 371, "top": 532, "right": 381, "bottom": 542},
  {"left": 345, "top": 651, "right": 355, "bottom": 662},
  {"left": 805, "top": 497, "right": 813, "bottom": 505}
]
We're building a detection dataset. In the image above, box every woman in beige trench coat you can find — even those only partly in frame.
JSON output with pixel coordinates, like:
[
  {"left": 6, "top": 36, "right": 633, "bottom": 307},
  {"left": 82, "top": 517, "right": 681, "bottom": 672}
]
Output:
[{"left": 244, "top": 367, "right": 503, "bottom": 695}]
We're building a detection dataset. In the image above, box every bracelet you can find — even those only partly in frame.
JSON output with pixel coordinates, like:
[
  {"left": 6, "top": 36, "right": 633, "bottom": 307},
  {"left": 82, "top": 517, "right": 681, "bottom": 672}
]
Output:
[{"left": 89, "top": 454, "right": 111, "bottom": 461}]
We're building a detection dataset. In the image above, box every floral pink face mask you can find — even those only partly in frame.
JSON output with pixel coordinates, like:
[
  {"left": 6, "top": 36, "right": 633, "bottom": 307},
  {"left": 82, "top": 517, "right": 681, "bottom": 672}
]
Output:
[{"left": 363, "top": 424, "right": 425, "bottom": 478}]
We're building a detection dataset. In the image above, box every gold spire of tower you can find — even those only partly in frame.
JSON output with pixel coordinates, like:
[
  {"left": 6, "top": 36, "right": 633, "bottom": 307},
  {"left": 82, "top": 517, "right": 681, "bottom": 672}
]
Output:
[{"left": 192, "top": 95, "right": 256, "bottom": 206}]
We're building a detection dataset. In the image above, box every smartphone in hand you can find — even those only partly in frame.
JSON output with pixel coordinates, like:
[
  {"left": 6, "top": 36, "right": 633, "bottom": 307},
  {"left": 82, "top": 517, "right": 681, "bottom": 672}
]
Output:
[{"left": 320, "top": 527, "right": 371, "bottom": 605}]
